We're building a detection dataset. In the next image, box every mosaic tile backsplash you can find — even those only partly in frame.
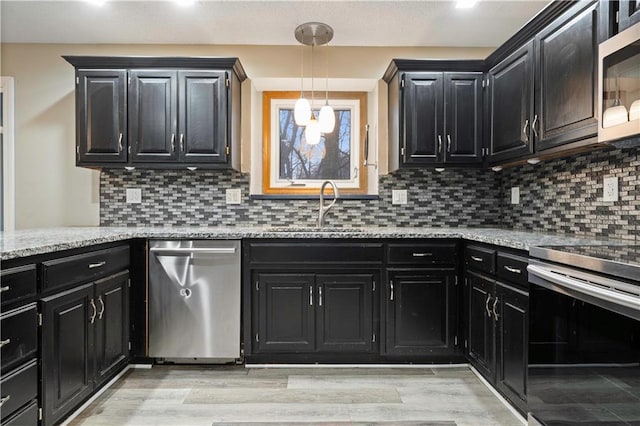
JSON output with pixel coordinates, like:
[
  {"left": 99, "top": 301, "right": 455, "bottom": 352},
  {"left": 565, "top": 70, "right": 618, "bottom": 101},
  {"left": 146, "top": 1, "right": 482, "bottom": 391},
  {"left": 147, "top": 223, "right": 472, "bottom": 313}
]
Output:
[
  {"left": 100, "top": 168, "right": 502, "bottom": 228},
  {"left": 100, "top": 146, "right": 638, "bottom": 240}
]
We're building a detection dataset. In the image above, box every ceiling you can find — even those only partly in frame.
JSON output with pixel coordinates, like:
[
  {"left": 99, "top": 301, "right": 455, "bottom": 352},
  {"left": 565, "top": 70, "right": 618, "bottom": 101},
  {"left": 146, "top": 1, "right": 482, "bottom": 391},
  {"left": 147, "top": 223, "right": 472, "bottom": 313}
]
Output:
[{"left": 1, "top": 0, "right": 550, "bottom": 47}]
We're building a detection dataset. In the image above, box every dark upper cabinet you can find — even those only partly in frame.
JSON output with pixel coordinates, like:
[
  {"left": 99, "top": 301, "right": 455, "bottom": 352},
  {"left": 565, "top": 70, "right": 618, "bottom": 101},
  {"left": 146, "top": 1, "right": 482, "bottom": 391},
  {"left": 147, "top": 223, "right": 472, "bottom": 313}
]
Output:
[
  {"left": 386, "top": 270, "right": 456, "bottom": 356},
  {"left": 316, "top": 274, "right": 374, "bottom": 353},
  {"left": 76, "top": 70, "right": 127, "bottom": 164},
  {"left": 488, "top": 41, "right": 535, "bottom": 163},
  {"left": 495, "top": 281, "right": 528, "bottom": 411},
  {"left": 178, "top": 71, "right": 228, "bottom": 164},
  {"left": 64, "top": 56, "right": 246, "bottom": 170},
  {"left": 534, "top": 2, "right": 598, "bottom": 151},
  {"left": 466, "top": 271, "right": 495, "bottom": 381},
  {"left": 255, "top": 273, "right": 315, "bottom": 353},
  {"left": 41, "top": 283, "right": 95, "bottom": 426},
  {"left": 403, "top": 72, "right": 444, "bottom": 165},
  {"left": 444, "top": 73, "right": 483, "bottom": 164},
  {"left": 129, "top": 70, "right": 179, "bottom": 162},
  {"left": 619, "top": 0, "right": 640, "bottom": 32}
]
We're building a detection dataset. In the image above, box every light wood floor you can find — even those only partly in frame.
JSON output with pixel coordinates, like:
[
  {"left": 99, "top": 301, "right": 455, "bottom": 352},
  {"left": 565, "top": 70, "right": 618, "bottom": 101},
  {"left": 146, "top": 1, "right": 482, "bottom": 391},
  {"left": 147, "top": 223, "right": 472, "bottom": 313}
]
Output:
[{"left": 68, "top": 366, "right": 523, "bottom": 426}]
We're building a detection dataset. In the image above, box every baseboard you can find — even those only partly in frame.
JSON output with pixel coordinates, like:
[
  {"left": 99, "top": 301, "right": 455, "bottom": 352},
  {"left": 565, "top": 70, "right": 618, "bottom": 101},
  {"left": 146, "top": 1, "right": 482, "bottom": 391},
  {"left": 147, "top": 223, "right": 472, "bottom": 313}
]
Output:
[{"left": 469, "top": 365, "right": 527, "bottom": 425}]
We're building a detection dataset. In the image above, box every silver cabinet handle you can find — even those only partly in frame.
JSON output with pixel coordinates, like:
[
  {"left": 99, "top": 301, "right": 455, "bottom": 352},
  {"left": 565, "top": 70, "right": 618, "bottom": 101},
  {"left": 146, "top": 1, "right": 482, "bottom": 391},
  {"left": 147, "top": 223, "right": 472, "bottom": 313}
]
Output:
[
  {"left": 318, "top": 287, "right": 323, "bottom": 307},
  {"left": 98, "top": 296, "right": 105, "bottom": 320},
  {"left": 180, "top": 134, "right": 185, "bottom": 151},
  {"left": 485, "top": 294, "right": 493, "bottom": 318},
  {"left": 412, "top": 252, "right": 433, "bottom": 257},
  {"left": 532, "top": 114, "right": 539, "bottom": 138},
  {"left": 447, "top": 134, "right": 452, "bottom": 152},
  {"left": 0, "top": 395, "right": 10, "bottom": 408},
  {"left": 150, "top": 247, "right": 236, "bottom": 254},
  {"left": 0, "top": 286, "right": 10, "bottom": 293},
  {"left": 437, "top": 135, "right": 443, "bottom": 153},
  {"left": 504, "top": 265, "right": 522, "bottom": 274},
  {"left": 0, "top": 338, "right": 11, "bottom": 348},
  {"left": 118, "top": 133, "right": 123, "bottom": 152},
  {"left": 471, "top": 256, "right": 484, "bottom": 263},
  {"left": 390, "top": 280, "right": 394, "bottom": 301},
  {"left": 88, "top": 261, "right": 106, "bottom": 269},
  {"left": 309, "top": 287, "right": 313, "bottom": 306},
  {"left": 171, "top": 134, "right": 176, "bottom": 152},
  {"left": 522, "top": 119, "right": 530, "bottom": 142},
  {"left": 90, "top": 298, "right": 97, "bottom": 324},
  {"left": 492, "top": 297, "right": 500, "bottom": 321}
]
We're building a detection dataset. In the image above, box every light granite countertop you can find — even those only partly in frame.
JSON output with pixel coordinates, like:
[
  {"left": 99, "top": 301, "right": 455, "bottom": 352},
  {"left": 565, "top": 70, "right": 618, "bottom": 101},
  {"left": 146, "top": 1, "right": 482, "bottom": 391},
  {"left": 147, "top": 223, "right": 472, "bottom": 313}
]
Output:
[{"left": 0, "top": 226, "right": 627, "bottom": 261}]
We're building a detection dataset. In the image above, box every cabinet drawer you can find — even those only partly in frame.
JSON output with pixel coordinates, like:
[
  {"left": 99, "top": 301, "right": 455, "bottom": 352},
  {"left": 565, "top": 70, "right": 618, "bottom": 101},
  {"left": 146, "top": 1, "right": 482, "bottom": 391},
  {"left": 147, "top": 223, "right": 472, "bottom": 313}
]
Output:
[
  {"left": 1, "top": 264, "right": 37, "bottom": 308},
  {"left": 248, "top": 242, "right": 383, "bottom": 264},
  {"left": 0, "top": 304, "right": 37, "bottom": 373},
  {"left": 2, "top": 399, "right": 38, "bottom": 426},
  {"left": 465, "top": 246, "right": 496, "bottom": 275},
  {"left": 496, "top": 252, "right": 529, "bottom": 287},
  {"left": 42, "top": 245, "right": 129, "bottom": 292},
  {"left": 0, "top": 360, "right": 38, "bottom": 422},
  {"left": 387, "top": 242, "right": 457, "bottom": 265}
]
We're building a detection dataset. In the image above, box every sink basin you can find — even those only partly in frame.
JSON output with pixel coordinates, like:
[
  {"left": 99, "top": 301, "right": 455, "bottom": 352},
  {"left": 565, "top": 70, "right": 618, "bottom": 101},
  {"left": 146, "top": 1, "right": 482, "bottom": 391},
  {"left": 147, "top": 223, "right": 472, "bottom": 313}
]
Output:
[{"left": 263, "top": 227, "right": 368, "bottom": 233}]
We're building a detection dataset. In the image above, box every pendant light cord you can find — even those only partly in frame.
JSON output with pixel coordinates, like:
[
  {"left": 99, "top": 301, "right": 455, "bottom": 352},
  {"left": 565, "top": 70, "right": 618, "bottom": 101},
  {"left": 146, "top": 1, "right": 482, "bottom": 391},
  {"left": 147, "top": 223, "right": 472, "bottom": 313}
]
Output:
[
  {"left": 311, "top": 43, "right": 315, "bottom": 115},
  {"left": 325, "top": 32, "right": 329, "bottom": 105},
  {"left": 300, "top": 30, "right": 304, "bottom": 97}
]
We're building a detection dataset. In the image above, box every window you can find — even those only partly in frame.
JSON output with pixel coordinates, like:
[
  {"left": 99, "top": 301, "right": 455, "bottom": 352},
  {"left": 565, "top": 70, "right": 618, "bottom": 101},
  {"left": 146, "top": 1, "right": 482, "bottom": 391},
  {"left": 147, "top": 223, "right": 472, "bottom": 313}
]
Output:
[
  {"left": 0, "top": 77, "right": 15, "bottom": 231},
  {"left": 262, "top": 91, "right": 367, "bottom": 195}
]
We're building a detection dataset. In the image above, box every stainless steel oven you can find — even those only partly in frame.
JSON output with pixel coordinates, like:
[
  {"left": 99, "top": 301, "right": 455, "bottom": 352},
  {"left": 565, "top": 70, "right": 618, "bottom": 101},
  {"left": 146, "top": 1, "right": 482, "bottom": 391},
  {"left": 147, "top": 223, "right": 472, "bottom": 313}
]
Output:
[{"left": 527, "top": 245, "right": 640, "bottom": 425}]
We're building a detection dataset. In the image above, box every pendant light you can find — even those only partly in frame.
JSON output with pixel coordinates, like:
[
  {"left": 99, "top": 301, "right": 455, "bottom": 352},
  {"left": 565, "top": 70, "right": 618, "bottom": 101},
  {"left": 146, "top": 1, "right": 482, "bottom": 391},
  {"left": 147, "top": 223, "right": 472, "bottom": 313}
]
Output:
[
  {"left": 319, "top": 39, "right": 335, "bottom": 133},
  {"left": 294, "top": 22, "right": 334, "bottom": 143}
]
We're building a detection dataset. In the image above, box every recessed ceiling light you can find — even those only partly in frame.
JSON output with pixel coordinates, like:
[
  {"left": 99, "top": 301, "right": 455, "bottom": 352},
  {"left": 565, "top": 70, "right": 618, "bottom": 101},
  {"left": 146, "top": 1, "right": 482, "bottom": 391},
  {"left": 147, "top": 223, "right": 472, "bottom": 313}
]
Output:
[
  {"left": 85, "top": 0, "right": 107, "bottom": 6},
  {"left": 456, "top": 0, "right": 479, "bottom": 9},
  {"left": 174, "top": 0, "right": 196, "bottom": 6}
]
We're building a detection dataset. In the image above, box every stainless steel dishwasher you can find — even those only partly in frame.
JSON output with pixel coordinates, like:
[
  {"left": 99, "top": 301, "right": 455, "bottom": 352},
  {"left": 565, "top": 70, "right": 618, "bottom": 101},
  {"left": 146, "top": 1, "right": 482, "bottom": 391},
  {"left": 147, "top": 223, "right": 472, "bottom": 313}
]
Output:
[{"left": 148, "top": 240, "right": 241, "bottom": 361}]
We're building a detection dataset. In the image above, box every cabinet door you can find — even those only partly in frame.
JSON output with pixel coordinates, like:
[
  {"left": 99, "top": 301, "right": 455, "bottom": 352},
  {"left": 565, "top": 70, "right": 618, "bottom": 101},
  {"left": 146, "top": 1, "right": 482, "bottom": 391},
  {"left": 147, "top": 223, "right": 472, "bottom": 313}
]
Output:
[
  {"left": 386, "top": 270, "right": 456, "bottom": 356},
  {"left": 619, "top": 0, "right": 640, "bottom": 32},
  {"left": 466, "top": 272, "right": 495, "bottom": 381},
  {"left": 488, "top": 41, "right": 535, "bottom": 163},
  {"left": 94, "top": 271, "right": 129, "bottom": 387},
  {"left": 403, "top": 72, "right": 444, "bottom": 165},
  {"left": 495, "top": 282, "right": 528, "bottom": 412},
  {"left": 77, "top": 70, "right": 127, "bottom": 164},
  {"left": 535, "top": 2, "right": 598, "bottom": 151},
  {"left": 444, "top": 73, "right": 483, "bottom": 164},
  {"left": 178, "top": 71, "right": 228, "bottom": 164},
  {"left": 41, "top": 283, "right": 95, "bottom": 426},
  {"left": 129, "top": 70, "right": 178, "bottom": 162},
  {"left": 316, "top": 274, "right": 374, "bottom": 353},
  {"left": 255, "top": 274, "right": 315, "bottom": 353}
]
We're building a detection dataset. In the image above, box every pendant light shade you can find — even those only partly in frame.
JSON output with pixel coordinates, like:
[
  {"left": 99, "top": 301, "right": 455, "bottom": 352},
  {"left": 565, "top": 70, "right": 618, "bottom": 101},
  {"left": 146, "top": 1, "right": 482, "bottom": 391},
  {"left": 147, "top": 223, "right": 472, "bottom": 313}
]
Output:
[
  {"left": 305, "top": 115, "right": 321, "bottom": 145},
  {"left": 294, "top": 97, "right": 311, "bottom": 126},
  {"left": 319, "top": 104, "right": 335, "bottom": 133}
]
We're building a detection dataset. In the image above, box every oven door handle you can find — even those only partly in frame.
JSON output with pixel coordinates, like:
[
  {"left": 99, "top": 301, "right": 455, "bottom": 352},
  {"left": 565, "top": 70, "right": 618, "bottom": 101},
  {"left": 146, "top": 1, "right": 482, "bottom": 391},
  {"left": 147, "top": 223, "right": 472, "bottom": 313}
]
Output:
[{"left": 527, "top": 265, "right": 640, "bottom": 312}]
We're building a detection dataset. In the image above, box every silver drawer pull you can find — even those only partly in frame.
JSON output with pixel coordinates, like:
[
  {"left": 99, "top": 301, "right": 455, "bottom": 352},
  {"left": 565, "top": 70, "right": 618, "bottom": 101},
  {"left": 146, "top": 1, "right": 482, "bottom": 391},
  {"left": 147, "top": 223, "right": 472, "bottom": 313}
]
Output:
[
  {"left": 504, "top": 265, "right": 522, "bottom": 274},
  {"left": 88, "top": 261, "right": 106, "bottom": 269},
  {"left": 0, "top": 395, "right": 10, "bottom": 407},
  {"left": 471, "top": 256, "right": 484, "bottom": 262},
  {"left": 412, "top": 252, "right": 433, "bottom": 257},
  {"left": 0, "top": 338, "right": 11, "bottom": 348},
  {"left": 0, "top": 286, "right": 10, "bottom": 293}
]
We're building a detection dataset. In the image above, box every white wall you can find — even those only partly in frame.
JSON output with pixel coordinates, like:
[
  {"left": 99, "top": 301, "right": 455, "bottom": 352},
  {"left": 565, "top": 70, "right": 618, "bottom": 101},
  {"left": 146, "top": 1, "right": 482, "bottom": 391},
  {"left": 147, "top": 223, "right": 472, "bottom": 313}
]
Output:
[{"left": 0, "top": 43, "right": 493, "bottom": 229}]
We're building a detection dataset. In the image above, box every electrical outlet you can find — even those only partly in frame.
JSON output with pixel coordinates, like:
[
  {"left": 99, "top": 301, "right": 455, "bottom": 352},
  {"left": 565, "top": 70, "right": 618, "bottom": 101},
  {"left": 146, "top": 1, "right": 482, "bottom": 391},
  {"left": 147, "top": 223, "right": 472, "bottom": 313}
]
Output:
[
  {"left": 125, "top": 188, "right": 141, "bottom": 204},
  {"left": 511, "top": 187, "right": 520, "bottom": 205},
  {"left": 392, "top": 189, "right": 407, "bottom": 205},
  {"left": 226, "top": 188, "right": 241, "bottom": 205},
  {"left": 603, "top": 176, "right": 619, "bottom": 202}
]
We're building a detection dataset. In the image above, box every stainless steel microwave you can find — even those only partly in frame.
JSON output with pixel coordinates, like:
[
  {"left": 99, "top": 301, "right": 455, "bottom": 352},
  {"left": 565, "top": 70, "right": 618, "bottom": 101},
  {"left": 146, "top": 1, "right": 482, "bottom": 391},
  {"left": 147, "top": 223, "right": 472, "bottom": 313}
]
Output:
[{"left": 598, "top": 22, "right": 640, "bottom": 147}]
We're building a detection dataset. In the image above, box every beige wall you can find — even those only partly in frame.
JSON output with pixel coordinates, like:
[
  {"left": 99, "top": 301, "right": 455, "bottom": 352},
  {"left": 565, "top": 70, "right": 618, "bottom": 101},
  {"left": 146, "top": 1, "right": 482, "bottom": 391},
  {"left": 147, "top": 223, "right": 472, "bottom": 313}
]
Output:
[{"left": 0, "top": 43, "right": 492, "bottom": 229}]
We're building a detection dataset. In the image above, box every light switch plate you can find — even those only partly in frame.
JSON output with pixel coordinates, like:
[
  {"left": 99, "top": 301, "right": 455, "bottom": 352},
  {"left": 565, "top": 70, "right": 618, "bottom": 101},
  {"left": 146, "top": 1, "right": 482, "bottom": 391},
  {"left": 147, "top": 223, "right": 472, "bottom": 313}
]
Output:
[
  {"left": 226, "top": 188, "right": 242, "bottom": 205},
  {"left": 511, "top": 187, "right": 520, "bottom": 205},
  {"left": 603, "top": 176, "right": 619, "bottom": 202},
  {"left": 126, "top": 188, "right": 142, "bottom": 204},
  {"left": 392, "top": 189, "right": 407, "bottom": 205}
]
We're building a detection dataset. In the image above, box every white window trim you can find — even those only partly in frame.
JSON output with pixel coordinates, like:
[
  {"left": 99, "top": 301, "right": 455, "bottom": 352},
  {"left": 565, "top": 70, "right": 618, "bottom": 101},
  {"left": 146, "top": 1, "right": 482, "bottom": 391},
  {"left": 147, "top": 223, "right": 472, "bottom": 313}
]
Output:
[
  {"left": 1, "top": 77, "right": 15, "bottom": 231},
  {"left": 269, "top": 98, "right": 361, "bottom": 189}
]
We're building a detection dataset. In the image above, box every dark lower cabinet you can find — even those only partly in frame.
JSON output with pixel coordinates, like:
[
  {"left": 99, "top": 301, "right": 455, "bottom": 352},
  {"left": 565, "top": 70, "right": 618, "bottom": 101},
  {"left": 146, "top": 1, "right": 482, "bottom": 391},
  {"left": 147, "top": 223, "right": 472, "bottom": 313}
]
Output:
[
  {"left": 316, "top": 274, "right": 374, "bottom": 353},
  {"left": 386, "top": 270, "right": 457, "bottom": 356},
  {"left": 467, "top": 271, "right": 495, "bottom": 378},
  {"left": 42, "top": 271, "right": 129, "bottom": 426},
  {"left": 253, "top": 272, "right": 376, "bottom": 355}
]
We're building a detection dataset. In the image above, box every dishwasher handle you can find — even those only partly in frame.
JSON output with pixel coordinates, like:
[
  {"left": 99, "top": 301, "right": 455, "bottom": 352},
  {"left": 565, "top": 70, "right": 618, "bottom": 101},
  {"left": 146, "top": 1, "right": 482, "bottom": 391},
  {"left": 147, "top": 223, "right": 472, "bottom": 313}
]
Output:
[{"left": 150, "top": 247, "right": 237, "bottom": 255}]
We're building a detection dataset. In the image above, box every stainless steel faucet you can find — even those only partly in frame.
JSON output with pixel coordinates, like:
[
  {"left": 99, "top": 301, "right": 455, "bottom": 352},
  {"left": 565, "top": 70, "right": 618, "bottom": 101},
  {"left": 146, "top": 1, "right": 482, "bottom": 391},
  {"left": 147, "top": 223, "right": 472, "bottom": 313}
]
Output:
[{"left": 318, "top": 180, "right": 340, "bottom": 227}]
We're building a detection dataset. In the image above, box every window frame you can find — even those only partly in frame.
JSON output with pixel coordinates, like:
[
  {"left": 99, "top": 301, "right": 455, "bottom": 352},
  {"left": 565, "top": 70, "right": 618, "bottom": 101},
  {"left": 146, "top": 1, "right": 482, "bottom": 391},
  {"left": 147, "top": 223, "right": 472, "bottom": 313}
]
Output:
[
  {"left": 262, "top": 91, "right": 367, "bottom": 195},
  {"left": 0, "top": 77, "right": 15, "bottom": 231}
]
